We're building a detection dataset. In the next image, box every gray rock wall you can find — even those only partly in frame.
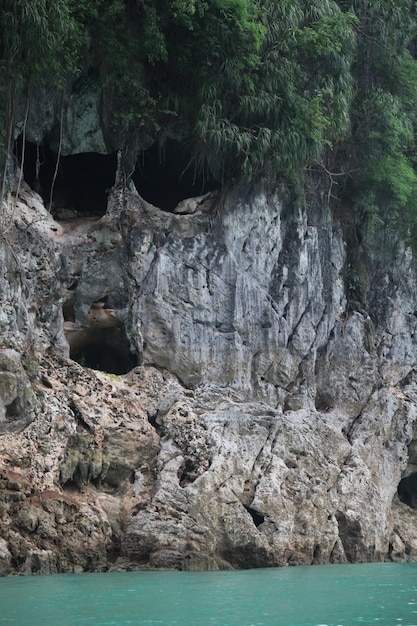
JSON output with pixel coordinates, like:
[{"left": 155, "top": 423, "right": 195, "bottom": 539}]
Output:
[
  {"left": 126, "top": 187, "right": 345, "bottom": 400},
  {"left": 0, "top": 178, "right": 417, "bottom": 574}
]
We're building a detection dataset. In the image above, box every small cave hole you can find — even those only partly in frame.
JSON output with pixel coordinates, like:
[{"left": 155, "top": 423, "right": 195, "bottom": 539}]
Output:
[
  {"left": 72, "top": 327, "right": 138, "bottom": 375},
  {"left": 315, "top": 391, "right": 333, "bottom": 413},
  {"left": 147, "top": 412, "right": 161, "bottom": 434},
  {"left": 107, "top": 535, "right": 122, "bottom": 564},
  {"left": 312, "top": 543, "right": 322, "bottom": 564},
  {"left": 243, "top": 505, "right": 265, "bottom": 528},
  {"left": 64, "top": 299, "right": 138, "bottom": 375},
  {"left": 397, "top": 473, "right": 417, "bottom": 508},
  {"left": 132, "top": 138, "right": 220, "bottom": 212},
  {"left": 5, "top": 398, "right": 20, "bottom": 419},
  {"left": 15, "top": 137, "right": 117, "bottom": 217},
  {"left": 178, "top": 458, "right": 197, "bottom": 488}
]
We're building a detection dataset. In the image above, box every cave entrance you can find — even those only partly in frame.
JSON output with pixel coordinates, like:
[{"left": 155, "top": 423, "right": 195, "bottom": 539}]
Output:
[
  {"left": 15, "top": 137, "right": 117, "bottom": 217},
  {"left": 64, "top": 301, "right": 138, "bottom": 375},
  {"left": 132, "top": 138, "right": 220, "bottom": 212},
  {"left": 397, "top": 473, "right": 417, "bottom": 509},
  {"left": 73, "top": 327, "right": 137, "bottom": 375}
]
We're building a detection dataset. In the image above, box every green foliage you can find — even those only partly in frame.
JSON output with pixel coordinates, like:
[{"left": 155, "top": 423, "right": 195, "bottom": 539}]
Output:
[
  {"left": 0, "top": 0, "right": 357, "bottom": 184},
  {"left": 0, "top": 0, "right": 75, "bottom": 79},
  {"left": 343, "top": 262, "right": 361, "bottom": 300},
  {"left": 333, "top": 0, "right": 417, "bottom": 243},
  {"left": 354, "top": 88, "right": 416, "bottom": 207},
  {"left": 193, "top": 0, "right": 356, "bottom": 182},
  {"left": 3, "top": 0, "right": 417, "bottom": 251},
  {"left": 0, "top": 0, "right": 83, "bottom": 194},
  {"left": 55, "top": 0, "right": 355, "bottom": 184}
]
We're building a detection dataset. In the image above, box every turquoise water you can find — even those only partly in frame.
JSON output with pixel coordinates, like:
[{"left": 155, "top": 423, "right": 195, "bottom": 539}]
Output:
[{"left": 0, "top": 562, "right": 416, "bottom": 625}]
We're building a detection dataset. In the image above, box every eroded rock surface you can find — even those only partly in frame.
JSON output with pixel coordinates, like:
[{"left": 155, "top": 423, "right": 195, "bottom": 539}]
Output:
[{"left": 1, "top": 180, "right": 417, "bottom": 574}]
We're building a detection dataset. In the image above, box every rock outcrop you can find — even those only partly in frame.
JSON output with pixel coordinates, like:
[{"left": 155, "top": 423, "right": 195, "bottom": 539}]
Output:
[{"left": 1, "top": 176, "right": 417, "bottom": 575}]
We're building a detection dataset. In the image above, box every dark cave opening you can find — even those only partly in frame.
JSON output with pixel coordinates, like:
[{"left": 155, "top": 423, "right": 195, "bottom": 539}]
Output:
[
  {"left": 60, "top": 151, "right": 117, "bottom": 215},
  {"left": 314, "top": 391, "right": 334, "bottom": 412},
  {"left": 72, "top": 327, "right": 138, "bottom": 375},
  {"left": 64, "top": 299, "right": 138, "bottom": 375},
  {"left": 133, "top": 138, "right": 220, "bottom": 212},
  {"left": 5, "top": 398, "right": 19, "bottom": 420},
  {"left": 243, "top": 505, "right": 265, "bottom": 528},
  {"left": 16, "top": 135, "right": 220, "bottom": 215},
  {"left": 397, "top": 472, "right": 417, "bottom": 508},
  {"left": 15, "top": 137, "right": 117, "bottom": 217},
  {"left": 178, "top": 458, "right": 197, "bottom": 487}
]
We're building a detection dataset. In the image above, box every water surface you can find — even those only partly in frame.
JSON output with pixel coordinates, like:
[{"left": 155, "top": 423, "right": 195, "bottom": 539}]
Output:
[{"left": 0, "top": 562, "right": 416, "bottom": 625}]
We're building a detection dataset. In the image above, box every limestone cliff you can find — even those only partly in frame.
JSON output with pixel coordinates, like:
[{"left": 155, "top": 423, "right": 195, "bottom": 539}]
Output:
[{"left": 0, "top": 172, "right": 417, "bottom": 575}]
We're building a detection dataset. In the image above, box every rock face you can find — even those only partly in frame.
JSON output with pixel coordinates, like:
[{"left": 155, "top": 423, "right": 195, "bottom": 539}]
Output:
[{"left": 1, "top": 176, "right": 417, "bottom": 575}]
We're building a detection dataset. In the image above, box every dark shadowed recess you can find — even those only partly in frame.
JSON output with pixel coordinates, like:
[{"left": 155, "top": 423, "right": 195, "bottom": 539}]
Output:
[
  {"left": 133, "top": 138, "right": 220, "bottom": 212},
  {"left": 397, "top": 472, "right": 417, "bottom": 508},
  {"left": 15, "top": 136, "right": 220, "bottom": 214},
  {"left": 15, "top": 137, "right": 117, "bottom": 216},
  {"left": 63, "top": 295, "right": 138, "bottom": 375},
  {"left": 244, "top": 505, "right": 265, "bottom": 528},
  {"left": 73, "top": 330, "right": 137, "bottom": 375}
]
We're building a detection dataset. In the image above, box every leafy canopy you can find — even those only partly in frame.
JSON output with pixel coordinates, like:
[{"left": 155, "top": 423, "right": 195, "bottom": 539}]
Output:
[
  {"left": 333, "top": 0, "right": 417, "bottom": 240},
  {"left": 0, "top": 0, "right": 357, "bottom": 184},
  {"left": 2, "top": 0, "right": 417, "bottom": 247}
]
